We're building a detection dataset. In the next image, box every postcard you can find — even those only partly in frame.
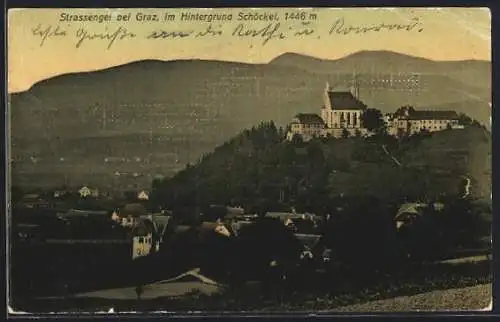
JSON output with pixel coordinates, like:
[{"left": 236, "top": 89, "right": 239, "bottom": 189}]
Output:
[{"left": 7, "top": 7, "right": 492, "bottom": 314}]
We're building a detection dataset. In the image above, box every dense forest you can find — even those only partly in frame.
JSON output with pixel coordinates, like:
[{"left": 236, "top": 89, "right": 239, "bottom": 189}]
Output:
[{"left": 151, "top": 121, "right": 491, "bottom": 214}]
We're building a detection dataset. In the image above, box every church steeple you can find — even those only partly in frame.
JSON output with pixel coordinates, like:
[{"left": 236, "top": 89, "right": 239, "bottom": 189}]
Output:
[
  {"left": 323, "top": 81, "right": 332, "bottom": 110},
  {"left": 325, "top": 81, "right": 331, "bottom": 93},
  {"left": 350, "top": 71, "right": 360, "bottom": 99}
]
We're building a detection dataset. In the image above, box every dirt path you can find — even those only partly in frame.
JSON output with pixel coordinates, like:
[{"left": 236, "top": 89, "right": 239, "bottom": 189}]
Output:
[{"left": 381, "top": 144, "right": 402, "bottom": 167}]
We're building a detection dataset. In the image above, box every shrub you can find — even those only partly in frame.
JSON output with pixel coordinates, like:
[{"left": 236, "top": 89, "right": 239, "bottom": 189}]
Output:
[
  {"left": 321, "top": 196, "right": 403, "bottom": 276},
  {"left": 397, "top": 198, "right": 491, "bottom": 261}
]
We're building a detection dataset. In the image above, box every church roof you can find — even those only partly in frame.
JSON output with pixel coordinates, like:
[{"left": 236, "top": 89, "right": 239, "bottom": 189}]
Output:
[
  {"left": 292, "top": 113, "right": 325, "bottom": 125},
  {"left": 327, "top": 91, "right": 367, "bottom": 111}
]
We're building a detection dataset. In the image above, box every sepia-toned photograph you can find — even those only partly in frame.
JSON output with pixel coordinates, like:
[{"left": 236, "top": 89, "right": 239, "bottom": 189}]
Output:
[{"left": 7, "top": 7, "right": 492, "bottom": 314}]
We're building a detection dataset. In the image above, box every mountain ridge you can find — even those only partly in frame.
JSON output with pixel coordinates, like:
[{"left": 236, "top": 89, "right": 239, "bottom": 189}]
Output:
[
  {"left": 12, "top": 50, "right": 491, "bottom": 94},
  {"left": 270, "top": 50, "right": 491, "bottom": 65}
]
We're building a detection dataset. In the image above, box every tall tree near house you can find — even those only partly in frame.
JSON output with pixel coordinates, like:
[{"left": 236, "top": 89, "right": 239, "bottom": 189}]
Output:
[
  {"left": 124, "top": 190, "right": 138, "bottom": 202},
  {"left": 395, "top": 105, "right": 415, "bottom": 117},
  {"left": 457, "top": 113, "right": 473, "bottom": 126},
  {"left": 291, "top": 133, "right": 303, "bottom": 145},
  {"left": 361, "top": 108, "right": 385, "bottom": 133}
]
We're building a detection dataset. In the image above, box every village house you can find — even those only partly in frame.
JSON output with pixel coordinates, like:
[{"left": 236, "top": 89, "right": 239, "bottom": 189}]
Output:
[
  {"left": 394, "top": 202, "right": 428, "bottom": 230},
  {"left": 53, "top": 190, "right": 68, "bottom": 199},
  {"left": 131, "top": 218, "right": 158, "bottom": 260},
  {"left": 78, "top": 186, "right": 99, "bottom": 198},
  {"left": 137, "top": 190, "right": 150, "bottom": 201},
  {"left": 111, "top": 203, "right": 172, "bottom": 259},
  {"left": 116, "top": 203, "right": 148, "bottom": 227},
  {"left": 19, "top": 193, "right": 50, "bottom": 209},
  {"left": 385, "top": 106, "right": 463, "bottom": 137},
  {"left": 121, "top": 212, "right": 171, "bottom": 259},
  {"left": 111, "top": 210, "right": 121, "bottom": 223}
]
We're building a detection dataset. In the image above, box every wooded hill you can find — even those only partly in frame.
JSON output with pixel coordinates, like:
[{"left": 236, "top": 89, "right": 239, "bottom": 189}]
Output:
[{"left": 151, "top": 122, "right": 491, "bottom": 213}]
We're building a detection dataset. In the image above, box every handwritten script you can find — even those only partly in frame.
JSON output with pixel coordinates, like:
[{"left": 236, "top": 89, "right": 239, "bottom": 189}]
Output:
[
  {"left": 30, "top": 18, "right": 424, "bottom": 49},
  {"left": 31, "top": 24, "right": 67, "bottom": 47},
  {"left": 75, "top": 26, "right": 136, "bottom": 49}
]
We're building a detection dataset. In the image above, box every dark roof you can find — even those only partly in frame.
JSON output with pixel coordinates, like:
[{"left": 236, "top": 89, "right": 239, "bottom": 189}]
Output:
[
  {"left": 407, "top": 110, "right": 459, "bottom": 120},
  {"left": 22, "top": 194, "right": 41, "bottom": 200},
  {"left": 327, "top": 91, "right": 367, "bottom": 111},
  {"left": 132, "top": 218, "right": 155, "bottom": 236},
  {"left": 66, "top": 209, "right": 109, "bottom": 216},
  {"left": 122, "top": 203, "right": 147, "bottom": 217},
  {"left": 293, "top": 113, "right": 325, "bottom": 125}
]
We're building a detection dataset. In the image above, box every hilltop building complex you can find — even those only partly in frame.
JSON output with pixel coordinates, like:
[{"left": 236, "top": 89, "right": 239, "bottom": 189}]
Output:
[
  {"left": 287, "top": 80, "right": 464, "bottom": 141},
  {"left": 384, "top": 106, "right": 464, "bottom": 136},
  {"left": 287, "top": 80, "right": 368, "bottom": 141}
]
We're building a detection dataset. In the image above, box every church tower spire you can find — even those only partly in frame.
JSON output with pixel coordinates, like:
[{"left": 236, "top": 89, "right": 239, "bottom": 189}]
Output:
[
  {"left": 323, "top": 81, "right": 332, "bottom": 110},
  {"left": 350, "top": 71, "right": 360, "bottom": 99}
]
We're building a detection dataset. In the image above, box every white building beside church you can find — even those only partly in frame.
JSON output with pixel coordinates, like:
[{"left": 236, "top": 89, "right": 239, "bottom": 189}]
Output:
[
  {"left": 286, "top": 77, "right": 466, "bottom": 141},
  {"left": 385, "top": 106, "right": 462, "bottom": 136}
]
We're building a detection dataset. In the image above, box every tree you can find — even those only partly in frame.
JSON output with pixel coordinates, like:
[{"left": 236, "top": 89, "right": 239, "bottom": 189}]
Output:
[
  {"left": 11, "top": 186, "right": 24, "bottom": 204},
  {"left": 361, "top": 108, "right": 385, "bottom": 133},
  {"left": 341, "top": 128, "right": 350, "bottom": 138},
  {"left": 457, "top": 113, "right": 473, "bottom": 126},
  {"left": 124, "top": 190, "right": 138, "bottom": 202},
  {"left": 395, "top": 105, "right": 415, "bottom": 117},
  {"left": 291, "top": 134, "right": 303, "bottom": 145}
]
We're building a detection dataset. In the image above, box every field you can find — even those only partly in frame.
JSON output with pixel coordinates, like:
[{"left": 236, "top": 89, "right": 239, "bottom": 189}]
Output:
[
  {"left": 11, "top": 257, "right": 492, "bottom": 313},
  {"left": 334, "top": 283, "right": 491, "bottom": 312}
]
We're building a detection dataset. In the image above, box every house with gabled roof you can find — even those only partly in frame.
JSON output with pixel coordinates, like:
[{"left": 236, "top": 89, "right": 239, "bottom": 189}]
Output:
[
  {"left": 394, "top": 202, "right": 428, "bottom": 230},
  {"left": 137, "top": 190, "right": 149, "bottom": 201},
  {"left": 286, "top": 113, "right": 326, "bottom": 141},
  {"left": 131, "top": 218, "right": 157, "bottom": 259}
]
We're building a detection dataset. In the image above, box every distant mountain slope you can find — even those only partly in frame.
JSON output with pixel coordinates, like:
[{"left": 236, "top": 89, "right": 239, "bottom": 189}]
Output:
[
  {"left": 9, "top": 51, "right": 491, "bottom": 190},
  {"left": 270, "top": 51, "right": 491, "bottom": 89}
]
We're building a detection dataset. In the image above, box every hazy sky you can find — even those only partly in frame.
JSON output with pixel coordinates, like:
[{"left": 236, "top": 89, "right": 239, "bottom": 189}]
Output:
[{"left": 8, "top": 7, "right": 491, "bottom": 93}]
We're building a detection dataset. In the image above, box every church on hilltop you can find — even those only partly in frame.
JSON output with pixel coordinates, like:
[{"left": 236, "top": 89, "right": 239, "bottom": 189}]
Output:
[
  {"left": 286, "top": 78, "right": 369, "bottom": 141},
  {"left": 286, "top": 77, "right": 467, "bottom": 142}
]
